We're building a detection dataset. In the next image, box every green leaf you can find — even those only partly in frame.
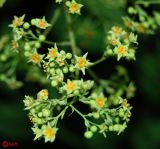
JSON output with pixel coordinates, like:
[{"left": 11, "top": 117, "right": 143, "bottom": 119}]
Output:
[{"left": 0, "top": 0, "right": 6, "bottom": 7}]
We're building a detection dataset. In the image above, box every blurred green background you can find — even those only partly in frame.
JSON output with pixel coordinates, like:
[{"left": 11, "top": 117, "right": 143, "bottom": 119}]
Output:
[{"left": 0, "top": 0, "right": 160, "bottom": 148}]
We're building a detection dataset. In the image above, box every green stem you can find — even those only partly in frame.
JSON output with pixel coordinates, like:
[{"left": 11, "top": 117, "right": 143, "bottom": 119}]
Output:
[
  {"left": 70, "top": 105, "right": 100, "bottom": 127},
  {"left": 65, "top": 10, "right": 80, "bottom": 78},
  {"left": 136, "top": 0, "right": 160, "bottom": 4},
  {"left": 91, "top": 56, "right": 106, "bottom": 67},
  {"left": 24, "top": 35, "right": 70, "bottom": 46},
  {"left": 65, "top": 12, "right": 77, "bottom": 55},
  {"left": 43, "top": 9, "right": 61, "bottom": 36}
]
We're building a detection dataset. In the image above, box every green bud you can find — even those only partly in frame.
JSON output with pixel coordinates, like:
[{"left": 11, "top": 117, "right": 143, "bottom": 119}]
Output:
[
  {"left": 51, "top": 80, "right": 58, "bottom": 87},
  {"left": 0, "top": 55, "right": 7, "bottom": 61},
  {"left": 84, "top": 131, "right": 93, "bottom": 139},
  {"left": 113, "top": 124, "right": 120, "bottom": 132},
  {"left": 90, "top": 126, "right": 97, "bottom": 132},
  {"left": 34, "top": 42, "right": 41, "bottom": 48},
  {"left": 109, "top": 125, "right": 113, "bottom": 131},
  {"left": 66, "top": 53, "right": 72, "bottom": 59},
  {"left": 93, "top": 112, "right": 100, "bottom": 119},
  {"left": 30, "top": 108, "right": 36, "bottom": 114},
  {"left": 50, "top": 68, "right": 55, "bottom": 75},
  {"left": 63, "top": 66, "right": 68, "bottom": 73},
  {"left": 31, "top": 19, "right": 36, "bottom": 25},
  {"left": 24, "top": 51, "right": 30, "bottom": 57},
  {"left": 24, "top": 44, "right": 31, "bottom": 51},
  {"left": 23, "top": 22, "right": 30, "bottom": 29},
  {"left": 49, "top": 62, "right": 55, "bottom": 67},
  {"left": 38, "top": 112, "right": 43, "bottom": 117},
  {"left": 38, "top": 35, "right": 46, "bottom": 42},
  {"left": 73, "top": 90, "right": 79, "bottom": 96},
  {"left": 42, "top": 109, "right": 50, "bottom": 117},
  {"left": 69, "top": 66, "right": 75, "bottom": 72},
  {"left": 36, "top": 118, "right": 43, "bottom": 124},
  {"left": 139, "top": 15, "right": 145, "bottom": 22},
  {"left": 128, "top": 7, "right": 136, "bottom": 14},
  {"left": 105, "top": 49, "right": 113, "bottom": 56},
  {"left": 56, "top": 68, "right": 62, "bottom": 74},
  {"left": 60, "top": 50, "right": 66, "bottom": 55},
  {"left": 119, "top": 110, "right": 125, "bottom": 117}
]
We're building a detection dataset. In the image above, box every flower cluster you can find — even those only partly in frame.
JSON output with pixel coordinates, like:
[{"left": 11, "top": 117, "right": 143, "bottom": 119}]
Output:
[
  {"left": 5, "top": 0, "right": 140, "bottom": 144},
  {"left": 105, "top": 26, "right": 138, "bottom": 60},
  {"left": 54, "top": 0, "right": 83, "bottom": 15},
  {"left": 123, "top": 5, "right": 160, "bottom": 34},
  {"left": 23, "top": 45, "right": 134, "bottom": 141}
]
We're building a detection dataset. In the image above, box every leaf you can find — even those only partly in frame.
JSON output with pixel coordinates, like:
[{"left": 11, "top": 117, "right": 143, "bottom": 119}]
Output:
[{"left": 0, "top": 0, "right": 6, "bottom": 7}]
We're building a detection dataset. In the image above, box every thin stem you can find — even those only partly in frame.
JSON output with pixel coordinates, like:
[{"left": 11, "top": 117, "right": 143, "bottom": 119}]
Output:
[
  {"left": 43, "top": 40, "right": 70, "bottom": 46},
  {"left": 65, "top": 10, "right": 80, "bottom": 78},
  {"left": 70, "top": 105, "right": 100, "bottom": 127},
  {"left": 90, "top": 56, "right": 107, "bottom": 67},
  {"left": 136, "top": 0, "right": 160, "bottom": 4},
  {"left": 65, "top": 11, "right": 78, "bottom": 55},
  {"left": 43, "top": 9, "right": 61, "bottom": 36},
  {"left": 24, "top": 35, "right": 70, "bottom": 46}
]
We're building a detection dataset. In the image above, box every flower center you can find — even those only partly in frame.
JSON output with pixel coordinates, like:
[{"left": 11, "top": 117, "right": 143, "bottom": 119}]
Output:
[
  {"left": 31, "top": 54, "right": 41, "bottom": 63},
  {"left": 112, "top": 27, "right": 122, "bottom": 35},
  {"left": 49, "top": 50, "right": 57, "bottom": 58},
  {"left": 71, "top": 3, "right": 79, "bottom": 12},
  {"left": 38, "top": 20, "right": 46, "bottom": 28},
  {"left": 117, "top": 46, "right": 126, "bottom": 55},
  {"left": 67, "top": 82, "right": 76, "bottom": 91},
  {"left": 78, "top": 58, "right": 86, "bottom": 68},
  {"left": 40, "top": 89, "right": 48, "bottom": 97},
  {"left": 110, "top": 39, "right": 117, "bottom": 46},
  {"left": 13, "top": 19, "right": 22, "bottom": 27},
  {"left": 44, "top": 128, "right": 55, "bottom": 139},
  {"left": 96, "top": 97, "right": 105, "bottom": 108}
]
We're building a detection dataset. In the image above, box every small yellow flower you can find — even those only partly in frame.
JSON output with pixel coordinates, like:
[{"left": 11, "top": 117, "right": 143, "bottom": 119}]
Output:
[
  {"left": 9, "top": 15, "right": 25, "bottom": 28},
  {"left": 56, "top": 54, "right": 65, "bottom": 66},
  {"left": 75, "top": 53, "right": 91, "bottom": 75},
  {"left": 66, "top": 0, "right": 83, "bottom": 15},
  {"left": 110, "top": 39, "right": 118, "bottom": 46},
  {"left": 34, "top": 17, "right": 51, "bottom": 29},
  {"left": 38, "top": 89, "right": 48, "bottom": 100},
  {"left": 115, "top": 44, "right": 128, "bottom": 61},
  {"left": 90, "top": 93, "right": 107, "bottom": 109},
  {"left": 29, "top": 53, "right": 44, "bottom": 65},
  {"left": 65, "top": 80, "right": 77, "bottom": 93},
  {"left": 96, "top": 97, "right": 106, "bottom": 108},
  {"left": 43, "top": 125, "right": 58, "bottom": 142},
  {"left": 46, "top": 44, "right": 58, "bottom": 60},
  {"left": 112, "top": 26, "right": 123, "bottom": 35}
]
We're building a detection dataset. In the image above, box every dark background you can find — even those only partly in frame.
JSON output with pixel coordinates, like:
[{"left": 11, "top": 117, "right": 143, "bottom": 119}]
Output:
[{"left": 0, "top": 0, "right": 160, "bottom": 148}]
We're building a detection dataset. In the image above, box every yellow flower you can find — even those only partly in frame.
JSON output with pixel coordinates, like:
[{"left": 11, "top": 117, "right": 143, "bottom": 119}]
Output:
[
  {"left": 34, "top": 17, "right": 51, "bottom": 29},
  {"left": 29, "top": 53, "right": 44, "bottom": 65},
  {"left": 65, "top": 80, "right": 77, "bottom": 94},
  {"left": 115, "top": 44, "right": 128, "bottom": 61},
  {"left": 90, "top": 93, "right": 107, "bottom": 109},
  {"left": 46, "top": 44, "right": 58, "bottom": 60},
  {"left": 66, "top": 0, "right": 83, "bottom": 15},
  {"left": 96, "top": 97, "right": 106, "bottom": 108},
  {"left": 43, "top": 125, "right": 58, "bottom": 143},
  {"left": 112, "top": 26, "right": 123, "bottom": 35},
  {"left": 37, "top": 89, "right": 48, "bottom": 100},
  {"left": 75, "top": 53, "right": 91, "bottom": 75},
  {"left": 9, "top": 15, "right": 25, "bottom": 28}
]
